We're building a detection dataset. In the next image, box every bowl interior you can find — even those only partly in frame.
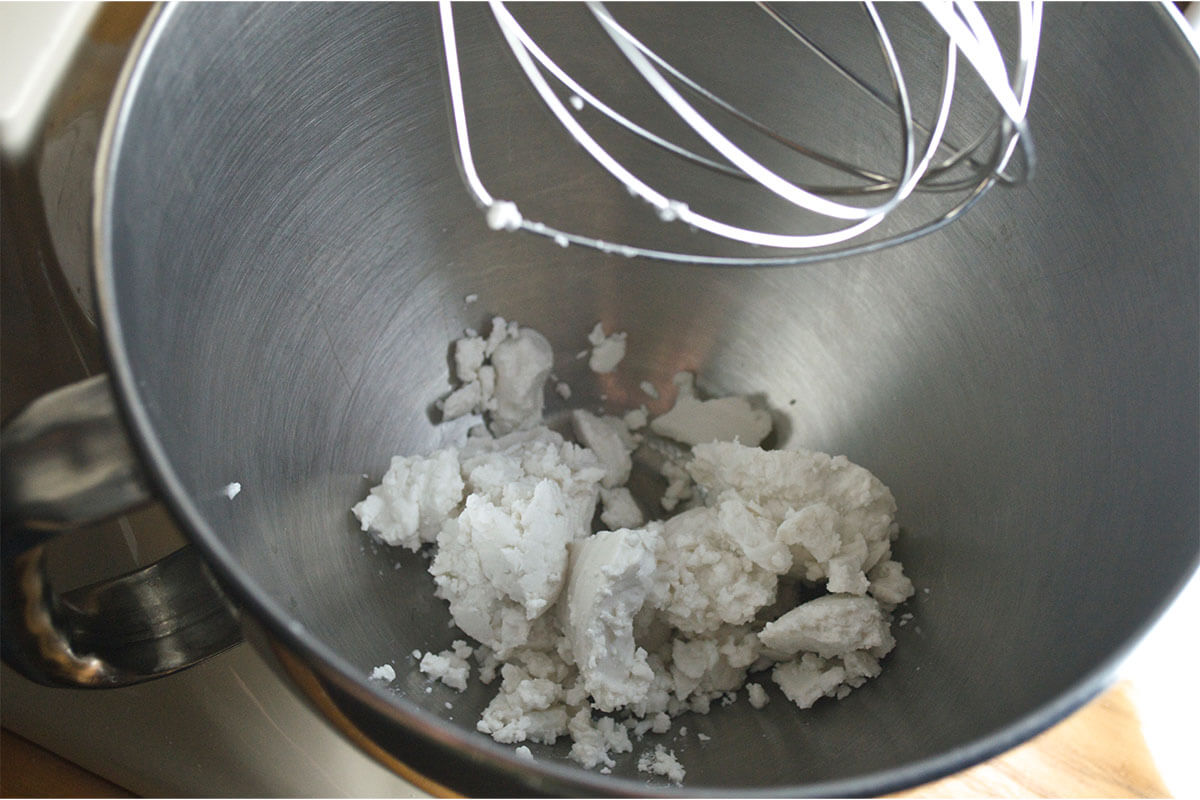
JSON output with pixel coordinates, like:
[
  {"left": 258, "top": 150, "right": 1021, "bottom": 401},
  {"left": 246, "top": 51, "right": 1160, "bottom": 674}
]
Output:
[{"left": 101, "top": 3, "right": 1199, "bottom": 792}]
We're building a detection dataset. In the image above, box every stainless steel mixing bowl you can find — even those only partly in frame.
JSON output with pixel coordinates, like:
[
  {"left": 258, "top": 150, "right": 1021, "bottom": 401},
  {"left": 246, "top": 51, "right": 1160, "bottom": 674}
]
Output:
[{"left": 4, "top": 3, "right": 1197, "bottom": 796}]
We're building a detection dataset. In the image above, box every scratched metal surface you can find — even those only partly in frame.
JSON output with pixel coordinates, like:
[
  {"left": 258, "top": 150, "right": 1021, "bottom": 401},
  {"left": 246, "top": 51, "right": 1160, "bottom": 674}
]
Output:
[
  {"left": 3, "top": 2, "right": 1197, "bottom": 796},
  {"left": 92, "top": 3, "right": 1197, "bottom": 794}
]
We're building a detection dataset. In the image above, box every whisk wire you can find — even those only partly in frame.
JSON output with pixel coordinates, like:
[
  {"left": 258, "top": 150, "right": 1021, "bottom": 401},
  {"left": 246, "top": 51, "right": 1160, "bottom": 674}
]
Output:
[
  {"left": 439, "top": 0, "right": 1043, "bottom": 265},
  {"left": 491, "top": 9, "right": 747, "bottom": 180},
  {"left": 588, "top": 1, "right": 921, "bottom": 223}
]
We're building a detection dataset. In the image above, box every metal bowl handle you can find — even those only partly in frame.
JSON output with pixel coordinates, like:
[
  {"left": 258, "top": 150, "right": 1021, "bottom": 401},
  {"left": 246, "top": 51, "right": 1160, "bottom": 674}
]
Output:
[{"left": 1, "top": 375, "right": 242, "bottom": 687}]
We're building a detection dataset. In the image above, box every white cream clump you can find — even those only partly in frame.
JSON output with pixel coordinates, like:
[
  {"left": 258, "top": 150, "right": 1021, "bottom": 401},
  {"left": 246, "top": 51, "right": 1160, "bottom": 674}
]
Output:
[
  {"left": 637, "top": 745, "right": 685, "bottom": 784},
  {"left": 623, "top": 406, "right": 649, "bottom": 430},
  {"left": 418, "top": 640, "right": 474, "bottom": 691},
  {"left": 369, "top": 664, "right": 396, "bottom": 683},
  {"left": 429, "top": 429, "right": 606, "bottom": 656},
  {"left": 565, "top": 527, "right": 660, "bottom": 712},
  {"left": 746, "top": 682, "right": 769, "bottom": 709},
  {"left": 353, "top": 318, "right": 915, "bottom": 783},
  {"left": 440, "top": 316, "right": 553, "bottom": 435},
  {"left": 587, "top": 322, "right": 627, "bottom": 374},
  {"left": 599, "top": 487, "right": 644, "bottom": 530},
  {"left": 352, "top": 449, "right": 463, "bottom": 550},
  {"left": 571, "top": 410, "right": 636, "bottom": 488},
  {"left": 650, "top": 371, "right": 772, "bottom": 447}
]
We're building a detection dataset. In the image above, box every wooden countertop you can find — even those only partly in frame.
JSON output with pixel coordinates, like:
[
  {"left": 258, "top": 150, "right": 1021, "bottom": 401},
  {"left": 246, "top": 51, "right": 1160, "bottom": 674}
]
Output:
[
  {"left": 0, "top": 680, "right": 1171, "bottom": 798},
  {"left": 891, "top": 680, "right": 1170, "bottom": 798}
]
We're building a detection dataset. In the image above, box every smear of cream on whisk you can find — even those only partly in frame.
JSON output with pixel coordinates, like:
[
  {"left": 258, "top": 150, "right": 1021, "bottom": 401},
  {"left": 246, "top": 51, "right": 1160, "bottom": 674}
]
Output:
[{"left": 486, "top": 201, "right": 523, "bottom": 231}]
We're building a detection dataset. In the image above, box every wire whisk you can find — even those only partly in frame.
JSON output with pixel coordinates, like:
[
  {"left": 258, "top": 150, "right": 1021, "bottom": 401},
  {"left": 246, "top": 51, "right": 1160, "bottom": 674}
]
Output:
[{"left": 440, "top": 1, "right": 1044, "bottom": 266}]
